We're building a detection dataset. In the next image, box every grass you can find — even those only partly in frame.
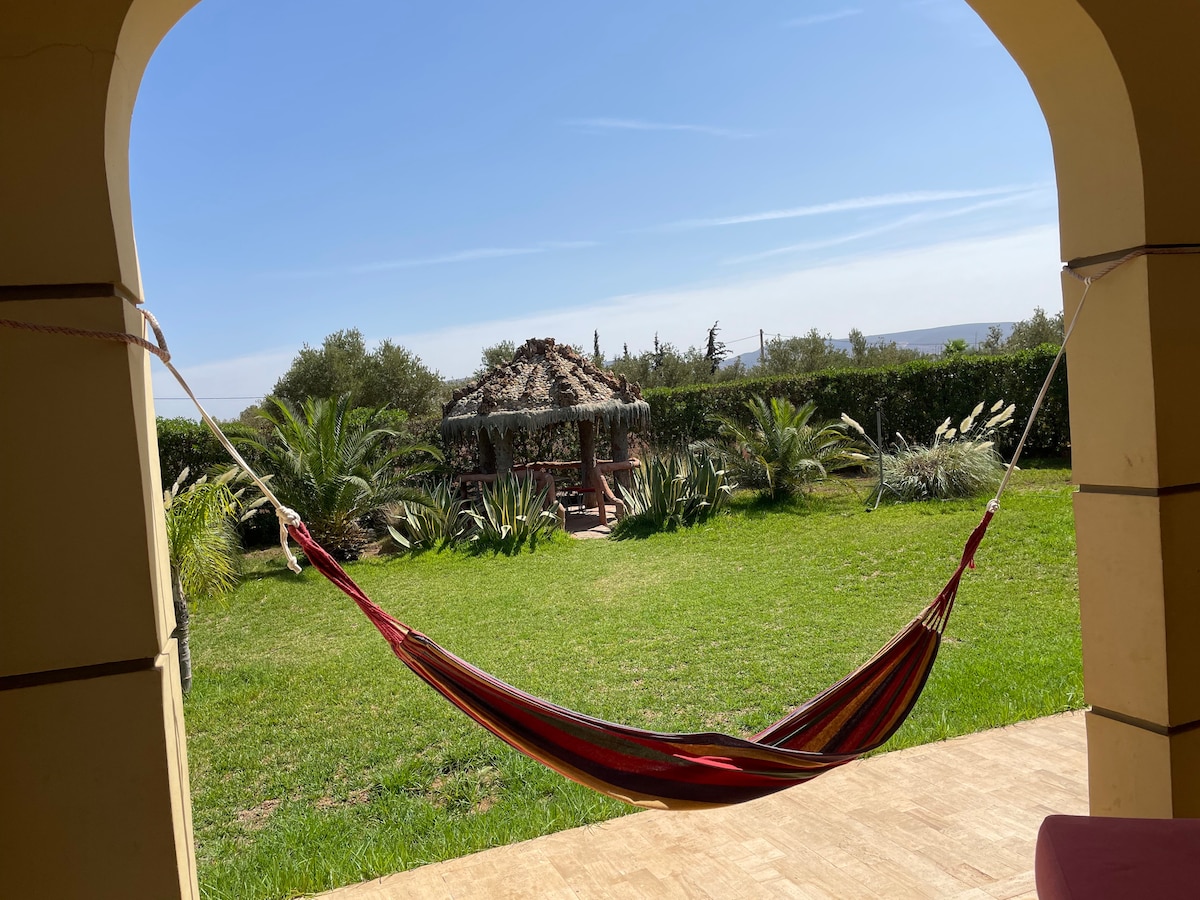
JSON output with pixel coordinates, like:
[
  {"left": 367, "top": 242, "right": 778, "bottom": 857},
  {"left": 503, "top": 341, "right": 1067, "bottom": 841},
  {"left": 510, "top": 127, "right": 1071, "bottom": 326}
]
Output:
[{"left": 186, "top": 465, "right": 1080, "bottom": 900}]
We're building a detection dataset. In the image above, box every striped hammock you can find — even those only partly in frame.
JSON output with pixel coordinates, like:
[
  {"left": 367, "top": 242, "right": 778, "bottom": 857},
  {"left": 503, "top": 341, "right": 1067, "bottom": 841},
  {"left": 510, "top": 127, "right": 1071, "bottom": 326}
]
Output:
[{"left": 285, "top": 507, "right": 993, "bottom": 810}]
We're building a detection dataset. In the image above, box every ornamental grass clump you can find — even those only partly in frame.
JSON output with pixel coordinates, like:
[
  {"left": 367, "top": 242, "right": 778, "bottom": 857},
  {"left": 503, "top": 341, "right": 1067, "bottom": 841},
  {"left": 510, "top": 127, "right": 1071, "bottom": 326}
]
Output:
[
  {"left": 843, "top": 400, "right": 1015, "bottom": 501},
  {"left": 467, "top": 473, "right": 560, "bottom": 554},
  {"left": 614, "top": 447, "right": 733, "bottom": 536}
]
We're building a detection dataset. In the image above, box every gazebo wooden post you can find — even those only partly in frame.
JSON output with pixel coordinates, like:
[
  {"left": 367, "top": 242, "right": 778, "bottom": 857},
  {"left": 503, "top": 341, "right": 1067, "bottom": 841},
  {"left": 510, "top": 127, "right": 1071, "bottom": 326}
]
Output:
[
  {"left": 611, "top": 425, "right": 632, "bottom": 491},
  {"left": 478, "top": 428, "right": 497, "bottom": 474},
  {"left": 579, "top": 419, "right": 602, "bottom": 521},
  {"left": 495, "top": 430, "right": 515, "bottom": 475}
]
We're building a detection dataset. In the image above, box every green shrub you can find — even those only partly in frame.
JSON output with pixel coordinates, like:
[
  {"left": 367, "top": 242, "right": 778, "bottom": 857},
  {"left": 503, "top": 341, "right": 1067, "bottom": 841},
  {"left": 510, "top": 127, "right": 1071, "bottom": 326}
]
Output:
[
  {"left": 466, "top": 474, "right": 559, "bottom": 554},
  {"left": 614, "top": 448, "right": 733, "bottom": 536},
  {"left": 385, "top": 480, "right": 470, "bottom": 552},
  {"left": 643, "top": 348, "right": 1069, "bottom": 459}
]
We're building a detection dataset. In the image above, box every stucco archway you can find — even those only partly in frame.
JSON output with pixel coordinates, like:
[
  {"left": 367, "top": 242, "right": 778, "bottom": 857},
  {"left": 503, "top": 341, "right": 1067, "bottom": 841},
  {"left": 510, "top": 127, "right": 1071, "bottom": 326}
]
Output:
[{"left": 3, "top": 1, "right": 1199, "bottom": 895}]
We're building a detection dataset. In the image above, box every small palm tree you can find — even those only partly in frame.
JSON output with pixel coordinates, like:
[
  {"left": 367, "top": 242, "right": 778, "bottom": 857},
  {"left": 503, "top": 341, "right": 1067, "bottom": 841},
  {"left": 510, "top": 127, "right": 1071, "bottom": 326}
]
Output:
[
  {"left": 243, "top": 396, "right": 441, "bottom": 560},
  {"left": 163, "top": 469, "right": 246, "bottom": 692},
  {"left": 715, "top": 395, "right": 866, "bottom": 501}
]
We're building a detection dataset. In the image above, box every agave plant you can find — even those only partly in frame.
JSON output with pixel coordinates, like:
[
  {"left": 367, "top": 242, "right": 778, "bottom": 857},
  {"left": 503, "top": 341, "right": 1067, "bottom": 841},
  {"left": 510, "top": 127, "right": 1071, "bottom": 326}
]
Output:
[
  {"left": 385, "top": 479, "right": 471, "bottom": 552},
  {"left": 615, "top": 448, "right": 733, "bottom": 535},
  {"left": 241, "top": 395, "right": 441, "bottom": 560},
  {"left": 715, "top": 395, "right": 867, "bottom": 501},
  {"left": 843, "top": 400, "right": 1015, "bottom": 501},
  {"left": 163, "top": 467, "right": 263, "bottom": 691},
  {"left": 466, "top": 473, "right": 559, "bottom": 554}
]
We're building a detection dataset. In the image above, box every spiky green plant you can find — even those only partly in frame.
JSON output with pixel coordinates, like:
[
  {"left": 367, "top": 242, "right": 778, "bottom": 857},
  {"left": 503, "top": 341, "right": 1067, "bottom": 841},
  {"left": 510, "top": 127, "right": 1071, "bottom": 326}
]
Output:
[
  {"left": 614, "top": 448, "right": 733, "bottom": 535},
  {"left": 466, "top": 473, "right": 559, "bottom": 554},
  {"left": 385, "top": 480, "right": 470, "bottom": 552},
  {"left": 714, "top": 395, "right": 867, "bottom": 501},
  {"left": 241, "top": 396, "right": 441, "bottom": 560},
  {"left": 844, "top": 400, "right": 1015, "bottom": 501},
  {"left": 163, "top": 468, "right": 256, "bottom": 691}
]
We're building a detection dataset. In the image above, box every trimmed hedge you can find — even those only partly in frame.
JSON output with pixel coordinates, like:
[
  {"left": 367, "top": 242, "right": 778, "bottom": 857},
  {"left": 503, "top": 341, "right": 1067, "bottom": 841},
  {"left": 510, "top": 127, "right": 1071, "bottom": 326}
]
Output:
[
  {"left": 644, "top": 347, "right": 1070, "bottom": 458},
  {"left": 156, "top": 417, "right": 231, "bottom": 486},
  {"left": 156, "top": 417, "right": 266, "bottom": 486}
]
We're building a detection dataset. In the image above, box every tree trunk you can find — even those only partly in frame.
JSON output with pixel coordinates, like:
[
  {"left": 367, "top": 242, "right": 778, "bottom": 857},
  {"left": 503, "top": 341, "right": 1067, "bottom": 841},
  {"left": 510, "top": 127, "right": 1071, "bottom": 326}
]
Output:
[{"left": 171, "top": 573, "right": 193, "bottom": 693}]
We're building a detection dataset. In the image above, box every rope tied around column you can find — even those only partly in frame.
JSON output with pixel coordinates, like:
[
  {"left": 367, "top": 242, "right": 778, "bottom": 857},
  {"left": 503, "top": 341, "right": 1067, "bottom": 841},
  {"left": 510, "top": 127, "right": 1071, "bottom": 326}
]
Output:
[
  {"left": 993, "top": 244, "right": 1200, "bottom": 506},
  {"left": 0, "top": 307, "right": 304, "bottom": 572}
]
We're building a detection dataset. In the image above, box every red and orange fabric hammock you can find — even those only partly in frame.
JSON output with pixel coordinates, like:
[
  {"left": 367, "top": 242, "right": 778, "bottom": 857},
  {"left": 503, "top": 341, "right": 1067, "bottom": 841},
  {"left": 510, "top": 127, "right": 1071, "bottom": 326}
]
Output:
[{"left": 287, "top": 507, "right": 993, "bottom": 810}]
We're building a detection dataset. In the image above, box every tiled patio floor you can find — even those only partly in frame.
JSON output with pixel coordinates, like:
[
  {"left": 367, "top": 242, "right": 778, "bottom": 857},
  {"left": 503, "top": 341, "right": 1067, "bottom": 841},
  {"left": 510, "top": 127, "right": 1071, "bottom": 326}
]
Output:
[{"left": 320, "top": 711, "right": 1087, "bottom": 899}]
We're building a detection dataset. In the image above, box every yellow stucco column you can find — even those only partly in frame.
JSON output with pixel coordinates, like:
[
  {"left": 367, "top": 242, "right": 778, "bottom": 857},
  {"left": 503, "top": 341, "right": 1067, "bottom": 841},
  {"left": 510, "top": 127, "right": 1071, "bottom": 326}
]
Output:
[
  {"left": 0, "top": 1, "right": 200, "bottom": 897},
  {"left": 971, "top": 0, "right": 1200, "bottom": 817}
]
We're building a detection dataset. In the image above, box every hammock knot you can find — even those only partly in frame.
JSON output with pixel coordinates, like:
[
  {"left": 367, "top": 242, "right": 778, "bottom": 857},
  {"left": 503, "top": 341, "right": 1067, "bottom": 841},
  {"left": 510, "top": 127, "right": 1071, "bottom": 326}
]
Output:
[
  {"left": 987, "top": 499, "right": 1000, "bottom": 514},
  {"left": 275, "top": 507, "right": 304, "bottom": 574}
]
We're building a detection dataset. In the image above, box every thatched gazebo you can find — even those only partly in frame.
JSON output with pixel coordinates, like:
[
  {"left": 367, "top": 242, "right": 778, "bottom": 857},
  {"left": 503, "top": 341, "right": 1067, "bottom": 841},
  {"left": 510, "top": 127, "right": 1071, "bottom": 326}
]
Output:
[{"left": 442, "top": 338, "right": 649, "bottom": 510}]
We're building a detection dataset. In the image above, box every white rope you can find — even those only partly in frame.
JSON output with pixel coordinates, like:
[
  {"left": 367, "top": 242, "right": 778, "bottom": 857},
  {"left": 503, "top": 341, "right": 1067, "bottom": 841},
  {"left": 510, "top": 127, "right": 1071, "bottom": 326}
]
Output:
[
  {"left": 992, "top": 275, "right": 1093, "bottom": 504},
  {"left": 140, "top": 310, "right": 304, "bottom": 573}
]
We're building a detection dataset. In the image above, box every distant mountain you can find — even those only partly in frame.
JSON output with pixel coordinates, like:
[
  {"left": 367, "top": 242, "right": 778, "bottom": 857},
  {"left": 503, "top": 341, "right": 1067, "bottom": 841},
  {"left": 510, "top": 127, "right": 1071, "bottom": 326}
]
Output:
[{"left": 724, "top": 322, "right": 1014, "bottom": 370}]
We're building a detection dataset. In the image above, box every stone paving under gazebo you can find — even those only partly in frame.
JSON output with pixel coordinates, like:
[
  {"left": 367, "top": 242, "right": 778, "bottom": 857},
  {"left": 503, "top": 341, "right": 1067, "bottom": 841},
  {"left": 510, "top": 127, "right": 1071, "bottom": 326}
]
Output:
[{"left": 442, "top": 338, "right": 649, "bottom": 526}]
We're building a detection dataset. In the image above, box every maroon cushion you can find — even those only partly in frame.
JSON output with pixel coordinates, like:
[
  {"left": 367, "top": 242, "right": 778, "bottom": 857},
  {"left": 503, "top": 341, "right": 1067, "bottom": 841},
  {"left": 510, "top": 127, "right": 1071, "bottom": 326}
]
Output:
[{"left": 1036, "top": 814, "right": 1200, "bottom": 899}]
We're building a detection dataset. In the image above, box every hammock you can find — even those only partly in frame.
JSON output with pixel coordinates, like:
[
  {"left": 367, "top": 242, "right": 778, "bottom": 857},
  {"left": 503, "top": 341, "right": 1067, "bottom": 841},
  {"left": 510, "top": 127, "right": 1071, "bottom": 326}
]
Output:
[
  {"left": 4, "top": 276, "right": 1103, "bottom": 808},
  {"left": 286, "top": 510, "right": 993, "bottom": 809}
]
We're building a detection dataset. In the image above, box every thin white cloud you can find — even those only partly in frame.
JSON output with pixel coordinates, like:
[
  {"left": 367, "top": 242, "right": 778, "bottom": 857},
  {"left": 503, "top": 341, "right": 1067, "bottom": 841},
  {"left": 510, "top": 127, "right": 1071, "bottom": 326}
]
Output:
[
  {"left": 272, "top": 240, "right": 598, "bottom": 278},
  {"left": 151, "top": 348, "right": 294, "bottom": 421},
  {"left": 563, "top": 118, "right": 757, "bottom": 139},
  {"left": 394, "top": 226, "right": 1062, "bottom": 378},
  {"left": 350, "top": 247, "right": 542, "bottom": 273},
  {"left": 660, "top": 184, "right": 1046, "bottom": 230},
  {"left": 537, "top": 240, "right": 601, "bottom": 250},
  {"left": 722, "top": 191, "right": 1045, "bottom": 264},
  {"left": 785, "top": 9, "right": 862, "bottom": 27},
  {"left": 162, "top": 226, "right": 1063, "bottom": 420}
]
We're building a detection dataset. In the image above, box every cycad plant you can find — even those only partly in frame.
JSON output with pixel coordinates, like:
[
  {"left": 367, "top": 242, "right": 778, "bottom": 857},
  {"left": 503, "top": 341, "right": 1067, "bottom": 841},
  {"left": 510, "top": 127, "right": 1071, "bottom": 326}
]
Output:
[
  {"left": 466, "top": 473, "right": 559, "bottom": 554},
  {"left": 715, "top": 395, "right": 867, "bottom": 501},
  {"left": 242, "top": 395, "right": 441, "bottom": 560},
  {"left": 163, "top": 468, "right": 258, "bottom": 691},
  {"left": 615, "top": 448, "right": 733, "bottom": 535}
]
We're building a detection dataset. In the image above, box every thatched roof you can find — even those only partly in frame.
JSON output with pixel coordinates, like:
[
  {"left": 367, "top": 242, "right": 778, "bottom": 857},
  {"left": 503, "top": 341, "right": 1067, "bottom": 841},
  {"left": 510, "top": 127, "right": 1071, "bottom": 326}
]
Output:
[{"left": 442, "top": 337, "right": 650, "bottom": 438}]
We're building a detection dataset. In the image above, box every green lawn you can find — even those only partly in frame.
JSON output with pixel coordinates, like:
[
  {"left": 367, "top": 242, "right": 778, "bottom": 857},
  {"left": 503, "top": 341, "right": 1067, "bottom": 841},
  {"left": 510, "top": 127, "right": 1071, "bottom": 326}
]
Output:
[{"left": 186, "top": 466, "right": 1081, "bottom": 900}]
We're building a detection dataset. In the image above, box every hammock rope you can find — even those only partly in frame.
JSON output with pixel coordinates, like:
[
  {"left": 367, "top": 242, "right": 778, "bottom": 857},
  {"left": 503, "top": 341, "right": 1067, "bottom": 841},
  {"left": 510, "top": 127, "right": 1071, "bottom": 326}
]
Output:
[{"left": 0, "top": 251, "right": 1151, "bottom": 806}]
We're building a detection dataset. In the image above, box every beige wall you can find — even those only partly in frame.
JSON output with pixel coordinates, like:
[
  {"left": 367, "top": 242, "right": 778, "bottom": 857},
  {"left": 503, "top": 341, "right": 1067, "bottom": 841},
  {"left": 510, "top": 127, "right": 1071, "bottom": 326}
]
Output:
[
  {"left": 0, "top": 1, "right": 200, "bottom": 897},
  {"left": 3, "top": 0, "right": 1200, "bottom": 895},
  {"left": 971, "top": 0, "right": 1200, "bottom": 816}
]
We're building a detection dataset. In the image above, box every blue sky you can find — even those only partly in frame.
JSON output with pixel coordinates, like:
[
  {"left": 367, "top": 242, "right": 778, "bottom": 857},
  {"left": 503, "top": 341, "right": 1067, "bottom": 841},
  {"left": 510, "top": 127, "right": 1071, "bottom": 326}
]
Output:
[{"left": 131, "top": 0, "right": 1061, "bottom": 419}]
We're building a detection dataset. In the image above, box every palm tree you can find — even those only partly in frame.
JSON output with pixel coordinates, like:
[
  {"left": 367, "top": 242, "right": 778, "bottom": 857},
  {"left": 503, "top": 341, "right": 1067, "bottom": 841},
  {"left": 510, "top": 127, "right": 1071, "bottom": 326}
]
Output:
[
  {"left": 715, "top": 395, "right": 867, "bottom": 501},
  {"left": 163, "top": 469, "right": 245, "bottom": 692},
  {"left": 243, "top": 395, "right": 441, "bottom": 560}
]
